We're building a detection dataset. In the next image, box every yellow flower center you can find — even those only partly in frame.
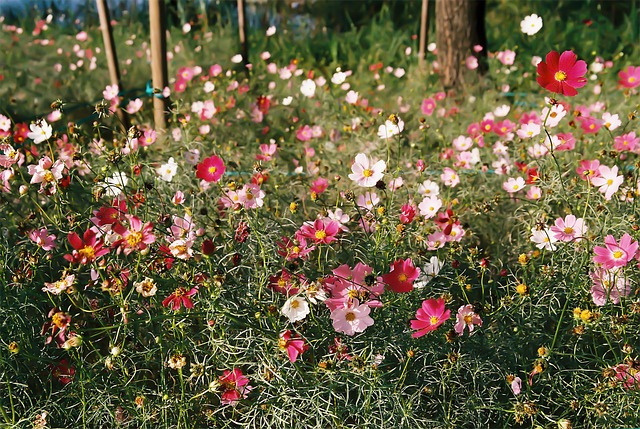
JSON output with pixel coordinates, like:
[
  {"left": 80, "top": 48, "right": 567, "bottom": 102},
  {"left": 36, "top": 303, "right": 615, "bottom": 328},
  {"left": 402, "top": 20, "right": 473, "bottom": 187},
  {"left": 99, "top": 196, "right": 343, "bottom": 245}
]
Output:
[
  {"left": 630, "top": 77, "right": 636, "bottom": 83},
  {"left": 290, "top": 299, "right": 300, "bottom": 309},
  {"left": 52, "top": 312, "right": 68, "bottom": 328},
  {"left": 278, "top": 338, "right": 288, "bottom": 349},
  {"left": 126, "top": 231, "right": 143, "bottom": 247},
  {"left": 554, "top": 71, "right": 567, "bottom": 82},
  {"left": 44, "top": 171, "right": 55, "bottom": 182},
  {"left": 208, "top": 166, "right": 217, "bottom": 174},
  {"left": 429, "top": 316, "right": 440, "bottom": 325},
  {"left": 173, "top": 287, "right": 185, "bottom": 297},
  {"left": 315, "top": 230, "right": 327, "bottom": 240},
  {"left": 463, "top": 314, "right": 473, "bottom": 324},
  {"left": 563, "top": 227, "right": 574, "bottom": 234},
  {"left": 607, "top": 179, "right": 613, "bottom": 186},
  {"left": 345, "top": 311, "right": 356, "bottom": 322},
  {"left": 362, "top": 169, "right": 373, "bottom": 177},
  {"left": 398, "top": 273, "right": 408, "bottom": 282},
  {"left": 612, "top": 250, "right": 624, "bottom": 259},
  {"left": 78, "top": 245, "right": 95, "bottom": 260}
]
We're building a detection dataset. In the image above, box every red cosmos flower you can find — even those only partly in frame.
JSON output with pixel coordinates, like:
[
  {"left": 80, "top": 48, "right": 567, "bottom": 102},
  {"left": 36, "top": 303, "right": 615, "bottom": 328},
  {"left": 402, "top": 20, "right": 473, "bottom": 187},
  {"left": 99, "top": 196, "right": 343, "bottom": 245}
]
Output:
[
  {"left": 268, "top": 269, "right": 302, "bottom": 296},
  {"left": 196, "top": 155, "right": 226, "bottom": 183},
  {"left": 50, "top": 359, "right": 75, "bottom": 385},
  {"left": 278, "top": 330, "right": 308, "bottom": 363},
  {"left": 162, "top": 286, "right": 198, "bottom": 311},
  {"left": 536, "top": 50, "right": 587, "bottom": 96},
  {"left": 63, "top": 229, "right": 109, "bottom": 264},
  {"left": 381, "top": 258, "right": 420, "bottom": 293},
  {"left": 92, "top": 198, "right": 128, "bottom": 227},
  {"left": 298, "top": 218, "right": 340, "bottom": 245},
  {"left": 400, "top": 203, "right": 416, "bottom": 224},
  {"left": 256, "top": 95, "right": 271, "bottom": 115},
  {"left": 219, "top": 368, "right": 252, "bottom": 405}
]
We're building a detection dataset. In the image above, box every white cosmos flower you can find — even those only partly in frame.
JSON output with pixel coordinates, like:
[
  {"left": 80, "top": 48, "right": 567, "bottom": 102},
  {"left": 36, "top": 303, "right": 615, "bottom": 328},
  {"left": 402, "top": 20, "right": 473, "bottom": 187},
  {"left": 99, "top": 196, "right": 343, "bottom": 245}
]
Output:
[
  {"left": 281, "top": 296, "right": 310, "bottom": 323},
  {"left": 520, "top": 14, "right": 543, "bottom": 36},
  {"left": 27, "top": 119, "right": 53, "bottom": 144}
]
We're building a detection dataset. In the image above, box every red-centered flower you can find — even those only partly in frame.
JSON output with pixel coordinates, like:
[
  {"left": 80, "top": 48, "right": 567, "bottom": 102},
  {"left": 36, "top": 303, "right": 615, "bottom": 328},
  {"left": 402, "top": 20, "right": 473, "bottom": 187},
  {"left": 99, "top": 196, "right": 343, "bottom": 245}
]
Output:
[
  {"left": 63, "top": 229, "right": 109, "bottom": 264},
  {"left": 219, "top": 368, "right": 252, "bottom": 405},
  {"left": 410, "top": 298, "right": 451, "bottom": 338},
  {"left": 162, "top": 286, "right": 198, "bottom": 311},
  {"left": 382, "top": 258, "right": 420, "bottom": 293},
  {"left": 278, "top": 330, "right": 308, "bottom": 363},
  {"left": 536, "top": 50, "right": 587, "bottom": 96},
  {"left": 196, "top": 155, "right": 225, "bottom": 183}
]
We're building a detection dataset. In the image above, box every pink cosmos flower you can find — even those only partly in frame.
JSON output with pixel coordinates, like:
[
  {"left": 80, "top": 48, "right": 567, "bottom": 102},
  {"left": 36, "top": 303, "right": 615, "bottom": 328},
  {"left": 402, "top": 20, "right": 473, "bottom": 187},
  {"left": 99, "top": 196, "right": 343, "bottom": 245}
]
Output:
[
  {"left": 27, "top": 156, "right": 65, "bottom": 194},
  {"left": 555, "top": 132, "right": 576, "bottom": 151},
  {"left": 42, "top": 308, "right": 71, "bottom": 346},
  {"left": 277, "top": 236, "right": 315, "bottom": 261},
  {"left": 421, "top": 97, "right": 436, "bottom": 116},
  {"left": 418, "top": 195, "right": 442, "bottom": 219},
  {"left": 618, "top": 65, "right": 640, "bottom": 89},
  {"left": 237, "top": 183, "right": 265, "bottom": 209},
  {"left": 348, "top": 153, "right": 386, "bottom": 187},
  {"left": 576, "top": 159, "right": 601, "bottom": 181},
  {"left": 590, "top": 268, "right": 631, "bottom": 306},
  {"left": 219, "top": 368, "right": 252, "bottom": 405},
  {"left": 440, "top": 167, "right": 459, "bottom": 187},
  {"left": 593, "top": 233, "right": 638, "bottom": 269},
  {"left": 112, "top": 215, "right": 156, "bottom": 255},
  {"left": 400, "top": 203, "right": 416, "bottom": 224},
  {"left": 550, "top": 214, "right": 587, "bottom": 242},
  {"left": 410, "top": 298, "right": 451, "bottom": 338},
  {"left": 511, "top": 377, "right": 522, "bottom": 395},
  {"left": 381, "top": 258, "right": 420, "bottom": 293},
  {"left": 196, "top": 155, "right": 226, "bottom": 182},
  {"left": 63, "top": 229, "right": 109, "bottom": 264},
  {"left": 29, "top": 228, "right": 57, "bottom": 250},
  {"left": 526, "top": 185, "right": 542, "bottom": 200},
  {"left": 278, "top": 330, "right": 308, "bottom": 363},
  {"left": 591, "top": 165, "right": 623, "bottom": 200},
  {"left": 579, "top": 116, "right": 602, "bottom": 134},
  {"left": 0, "top": 144, "right": 21, "bottom": 168},
  {"left": 612, "top": 363, "right": 640, "bottom": 390},
  {"left": 296, "top": 125, "right": 313, "bottom": 141},
  {"left": 536, "top": 50, "right": 587, "bottom": 96},
  {"left": 324, "top": 262, "right": 384, "bottom": 311},
  {"left": 162, "top": 286, "right": 198, "bottom": 311},
  {"left": 140, "top": 129, "right": 156, "bottom": 146},
  {"left": 330, "top": 299, "right": 375, "bottom": 336},
  {"left": 310, "top": 177, "right": 329, "bottom": 194},
  {"left": 496, "top": 50, "right": 516, "bottom": 65},
  {"left": 298, "top": 218, "right": 340, "bottom": 245},
  {"left": 256, "top": 143, "right": 277, "bottom": 161},
  {"left": 503, "top": 177, "right": 526, "bottom": 194},
  {"left": 454, "top": 304, "right": 483, "bottom": 335},
  {"left": 613, "top": 132, "right": 639, "bottom": 152}
]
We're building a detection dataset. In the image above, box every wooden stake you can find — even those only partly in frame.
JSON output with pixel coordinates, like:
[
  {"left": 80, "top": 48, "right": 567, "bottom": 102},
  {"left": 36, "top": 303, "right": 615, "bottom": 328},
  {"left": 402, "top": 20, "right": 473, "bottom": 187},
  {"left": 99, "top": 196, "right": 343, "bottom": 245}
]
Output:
[
  {"left": 96, "top": 0, "right": 130, "bottom": 129},
  {"left": 237, "top": 0, "right": 249, "bottom": 71},
  {"left": 418, "top": 0, "right": 429, "bottom": 69},
  {"left": 149, "top": 0, "right": 169, "bottom": 131}
]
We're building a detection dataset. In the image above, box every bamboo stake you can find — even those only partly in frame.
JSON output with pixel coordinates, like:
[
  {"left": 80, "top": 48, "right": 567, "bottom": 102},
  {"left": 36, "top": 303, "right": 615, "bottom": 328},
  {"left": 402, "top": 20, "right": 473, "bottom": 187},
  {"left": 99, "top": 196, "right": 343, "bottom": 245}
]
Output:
[
  {"left": 149, "top": 0, "right": 169, "bottom": 131},
  {"left": 237, "top": 0, "right": 249, "bottom": 71},
  {"left": 418, "top": 0, "right": 429, "bottom": 69},
  {"left": 96, "top": 0, "right": 129, "bottom": 129}
]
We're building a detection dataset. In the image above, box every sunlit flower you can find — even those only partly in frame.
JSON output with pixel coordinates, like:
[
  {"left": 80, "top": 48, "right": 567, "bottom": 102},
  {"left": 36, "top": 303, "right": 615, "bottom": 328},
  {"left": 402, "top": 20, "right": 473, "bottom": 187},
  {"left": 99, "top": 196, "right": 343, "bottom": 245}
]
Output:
[
  {"left": 536, "top": 50, "right": 587, "bottom": 96},
  {"left": 530, "top": 226, "right": 558, "bottom": 251},
  {"left": 330, "top": 299, "right": 374, "bottom": 336},
  {"left": 281, "top": 295, "right": 310, "bottom": 323},
  {"left": 520, "top": 14, "right": 543, "bottom": 35},
  {"left": 454, "top": 304, "right": 483, "bottom": 335},
  {"left": 219, "top": 368, "right": 252, "bottom": 405},
  {"left": 410, "top": 298, "right": 450, "bottom": 338},
  {"left": 348, "top": 153, "right": 386, "bottom": 187},
  {"left": 162, "top": 286, "right": 198, "bottom": 310}
]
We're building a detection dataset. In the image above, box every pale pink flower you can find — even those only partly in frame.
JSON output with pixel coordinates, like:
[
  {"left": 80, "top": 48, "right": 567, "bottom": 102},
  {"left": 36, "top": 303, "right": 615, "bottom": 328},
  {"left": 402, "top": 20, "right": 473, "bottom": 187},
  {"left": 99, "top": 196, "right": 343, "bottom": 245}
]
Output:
[
  {"left": 550, "top": 214, "right": 587, "bottom": 242},
  {"left": 526, "top": 185, "right": 542, "bottom": 200},
  {"left": 440, "top": 167, "right": 459, "bottom": 187},
  {"left": 348, "top": 153, "right": 386, "bottom": 187},
  {"left": 503, "top": 177, "right": 526, "bottom": 193},
  {"left": 330, "top": 299, "right": 375, "bottom": 336},
  {"left": 454, "top": 304, "right": 483, "bottom": 335},
  {"left": 530, "top": 227, "right": 558, "bottom": 251},
  {"left": 591, "top": 165, "right": 624, "bottom": 200},
  {"left": 29, "top": 228, "right": 57, "bottom": 250},
  {"left": 418, "top": 195, "right": 442, "bottom": 219},
  {"left": 590, "top": 268, "right": 631, "bottom": 306}
]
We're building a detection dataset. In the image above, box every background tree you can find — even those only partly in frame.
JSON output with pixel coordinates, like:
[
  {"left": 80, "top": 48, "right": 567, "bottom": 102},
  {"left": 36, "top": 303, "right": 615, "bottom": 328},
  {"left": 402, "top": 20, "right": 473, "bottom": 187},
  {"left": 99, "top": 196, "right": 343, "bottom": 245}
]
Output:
[{"left": 436, "top": 0, "right": 487, "bottom": 89}]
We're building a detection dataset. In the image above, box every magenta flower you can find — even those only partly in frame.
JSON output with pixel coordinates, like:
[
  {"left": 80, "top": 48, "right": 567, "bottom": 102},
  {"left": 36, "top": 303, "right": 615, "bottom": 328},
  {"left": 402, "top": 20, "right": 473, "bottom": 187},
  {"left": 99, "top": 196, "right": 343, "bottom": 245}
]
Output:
[
  {"left": 618, "top": 65, "right": 640, "bottom": 89},
  {"left": 219, "top": 368, "right": 252, "bottom": 405},
  {"left": 196, "top": 155, "right": 226, "bottom": 183},
  {"left": 381, "top": 258, "right": 420, "bottom": 293},
  {"left": 575, "top": 159, "right": 601, "bottom": 181},
  {"left": 298, "top": 218, "right": 340, "bottom": 245},
  {"left": 112, "top": 215, "right": 156, "bottom": 255},
  {"left": 550, "top": 214, "right": 587, "bottom": 242},
  {"left": 324, "top": 262, "right": 384, "bottom": 311},
  {"left": 593, "top": 233, "right": 638, "bottom": 269},
  {"left": 278, "top": 330, "right": 308, "bottom": 363},
  {"left": 613, "top": 132, "right": 639, "bottom": 152},
  {"left": 454, "top": 304, "right": 483, "bottom": 336},
  {"left": 410, "top": 298, "right": 451, "bottom": 338},
  {"left": 162, "top": 286, "right": 198, "bottom": 311},
  {"left": 421, "top": 97, "right": 436, "bottom": 116}
]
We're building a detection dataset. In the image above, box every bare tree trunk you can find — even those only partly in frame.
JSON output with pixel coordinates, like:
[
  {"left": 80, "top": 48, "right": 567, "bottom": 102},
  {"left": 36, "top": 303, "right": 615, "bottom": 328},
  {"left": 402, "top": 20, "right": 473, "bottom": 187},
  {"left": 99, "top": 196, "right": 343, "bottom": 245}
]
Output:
[{"left": 436, "top": 0, "right": 473, "bottom": 89}]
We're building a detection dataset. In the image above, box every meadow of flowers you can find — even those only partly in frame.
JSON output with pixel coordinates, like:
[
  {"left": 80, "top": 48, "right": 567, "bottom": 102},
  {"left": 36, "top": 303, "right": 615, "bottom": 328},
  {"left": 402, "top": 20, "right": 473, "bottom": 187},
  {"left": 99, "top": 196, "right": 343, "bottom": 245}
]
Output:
[{"left": 1, "top": 3, "right": 640, "bottom": 428}]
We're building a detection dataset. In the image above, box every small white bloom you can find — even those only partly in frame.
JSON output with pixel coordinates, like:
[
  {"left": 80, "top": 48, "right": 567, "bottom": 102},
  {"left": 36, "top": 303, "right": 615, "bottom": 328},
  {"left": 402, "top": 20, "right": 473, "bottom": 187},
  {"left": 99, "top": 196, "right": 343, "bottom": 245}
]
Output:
[
  {"left": 377, "top": 118, "right": 404, "bottom": 139},
  {"left": 520, "top": 14, "right": 543, "bottom": 36},
  {"left": 231, "top": 54, "right": 243, "bottom": 64},
  {"left": 266, "top": 26, "right": 276, "bottom": 37},
  {"left": 414, "top": 256, "right": 444, "bottom": 288},
  {"left": 493, "top": 104, "right": 510, "bottom": 117},
  {"left": 530, "top": 227, "right": 558, "bottom": 251},
  {"left": 27, "top": 119, "right": 53, "bottom": 144},
  {"left": 331, "top": 68, "right": 346, "bottom": 85},
  {"left": 300, "top": 79, "right": 316, "bottom": 97},
  {"left": 203, "top": 81, "right": 215, "bottom": 93},
  {"left": 281, "top": 296, "right": 310, "bottom": 323},
  {"left": 157, "top": 157, "right": 178, "bottom": 182},
  {"left": 282, "top": 96, "right": 293, "bottom": 106},
  {"left": 101, "top": 171, "right": 128, "bottom": 197}
]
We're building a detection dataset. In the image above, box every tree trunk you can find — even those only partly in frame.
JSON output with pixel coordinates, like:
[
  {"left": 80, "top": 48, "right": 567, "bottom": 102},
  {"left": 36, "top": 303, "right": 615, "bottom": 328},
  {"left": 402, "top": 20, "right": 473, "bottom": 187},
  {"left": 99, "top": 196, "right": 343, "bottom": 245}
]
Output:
[{"left": 436, "top": 0, "right": 485, "bottom": 89}]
